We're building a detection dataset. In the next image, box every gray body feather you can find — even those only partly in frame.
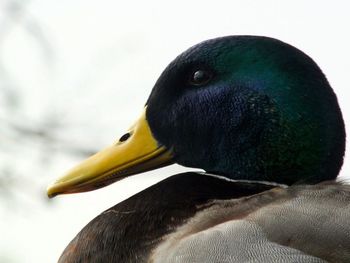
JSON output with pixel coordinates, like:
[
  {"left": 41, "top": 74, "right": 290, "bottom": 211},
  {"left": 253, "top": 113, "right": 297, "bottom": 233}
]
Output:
[{"left": 151, "top": 183, "right": 350, "bottom": 263}]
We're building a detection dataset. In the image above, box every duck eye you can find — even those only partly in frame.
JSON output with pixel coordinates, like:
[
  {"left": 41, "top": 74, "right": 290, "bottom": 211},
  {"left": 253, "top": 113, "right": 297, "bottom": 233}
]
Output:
[{"left": 189, "top": 69, "right": 212, "bottom": 86}]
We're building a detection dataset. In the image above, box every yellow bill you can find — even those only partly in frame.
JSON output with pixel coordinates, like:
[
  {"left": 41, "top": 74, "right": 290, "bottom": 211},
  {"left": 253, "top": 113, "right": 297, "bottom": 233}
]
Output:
[{"left": 47, "top": 108, "right": 173, "bottom": 198}]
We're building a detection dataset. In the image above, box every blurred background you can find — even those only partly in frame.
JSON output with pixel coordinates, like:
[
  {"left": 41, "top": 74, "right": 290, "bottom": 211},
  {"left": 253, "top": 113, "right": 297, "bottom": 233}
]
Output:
[{"left": 0, "top": 0, "right": 349, "bottom": 262}]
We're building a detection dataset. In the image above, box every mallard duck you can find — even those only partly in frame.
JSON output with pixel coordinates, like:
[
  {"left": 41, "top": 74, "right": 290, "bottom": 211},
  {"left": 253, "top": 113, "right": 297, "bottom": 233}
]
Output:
[{"left": 47, "top": 36, "right": 349, "bottom": 262}]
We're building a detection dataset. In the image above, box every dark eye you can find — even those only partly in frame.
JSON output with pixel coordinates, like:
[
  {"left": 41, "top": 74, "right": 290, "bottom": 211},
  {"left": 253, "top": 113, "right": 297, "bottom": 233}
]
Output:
[{"left": 189, "top": 69, "right": 212, "bottom": 86}]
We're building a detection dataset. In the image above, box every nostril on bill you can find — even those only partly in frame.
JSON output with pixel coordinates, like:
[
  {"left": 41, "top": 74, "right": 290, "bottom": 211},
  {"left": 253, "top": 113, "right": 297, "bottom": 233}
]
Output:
[{"left": 119, "top": 132, "right": 131, "bottom": 143}]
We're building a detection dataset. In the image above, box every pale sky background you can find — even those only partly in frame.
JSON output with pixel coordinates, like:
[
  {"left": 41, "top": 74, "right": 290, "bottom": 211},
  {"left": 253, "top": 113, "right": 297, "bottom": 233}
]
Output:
[{"left": 1, "top": 0, "right": 350, "bottom": 262}]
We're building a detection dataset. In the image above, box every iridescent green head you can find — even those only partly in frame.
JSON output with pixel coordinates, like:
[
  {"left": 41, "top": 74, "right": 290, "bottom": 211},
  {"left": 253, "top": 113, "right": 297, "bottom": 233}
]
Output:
[
  {"left": 147, "top": 36, "right": 345, "bottom": 184},
  {"left": 48, "top": 36, "right": 346, "bottom": 198}
]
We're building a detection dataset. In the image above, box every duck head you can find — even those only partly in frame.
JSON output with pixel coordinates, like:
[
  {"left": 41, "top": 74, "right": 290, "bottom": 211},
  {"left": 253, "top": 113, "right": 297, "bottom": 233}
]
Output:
[{"left": 47, "top": 36, "right": 345, "bottom": 197}]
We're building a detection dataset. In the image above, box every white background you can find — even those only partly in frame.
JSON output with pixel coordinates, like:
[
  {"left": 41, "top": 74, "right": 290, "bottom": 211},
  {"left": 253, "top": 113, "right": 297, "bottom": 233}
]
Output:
[{"left": 0, "top": 1, "right": 349, "bottom": 262}]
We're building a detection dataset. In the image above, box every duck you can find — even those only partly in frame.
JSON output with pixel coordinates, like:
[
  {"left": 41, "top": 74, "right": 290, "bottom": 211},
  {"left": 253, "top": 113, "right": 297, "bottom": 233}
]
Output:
[{"left": 47, "top": 36, "right": 350, "bottom": 262}]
